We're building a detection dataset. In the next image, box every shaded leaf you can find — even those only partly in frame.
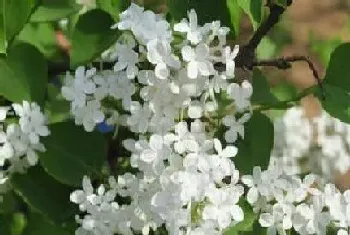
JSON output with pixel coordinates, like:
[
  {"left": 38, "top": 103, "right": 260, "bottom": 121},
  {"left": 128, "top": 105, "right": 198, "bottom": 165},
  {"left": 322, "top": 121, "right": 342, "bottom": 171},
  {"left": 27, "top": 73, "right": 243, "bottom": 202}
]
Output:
[
  {"left": 10, "top": 166, "right": 75, "bottom": 223},
  {"left": 70, "top": 9, "right": 119, "bottom": 68},
  {"left": 40, "top": 122, "right": 107, "bottom": 186},
  {"left": 234, "top": 112, "right": 274, "bottom": 174}
]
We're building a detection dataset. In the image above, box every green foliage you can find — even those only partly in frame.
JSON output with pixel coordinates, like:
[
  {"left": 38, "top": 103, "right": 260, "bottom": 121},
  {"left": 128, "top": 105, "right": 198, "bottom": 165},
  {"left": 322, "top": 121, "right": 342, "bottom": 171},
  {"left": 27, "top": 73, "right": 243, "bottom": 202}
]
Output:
[
  {"left": 0, "top": 213, "right": 26, "bottom": 235},
  {"left": 39, "top": 122, "right": 107, "bottom": 186},
  {"left": 10, "top": 166, "right": 75, "bottom": 223},
  {"left": 318, "top": 84, "right": 350, "bottom": 124},
  {"left": 251, "top": 69, "right": 278, "bottom": 106},
  {"left": 4, "top": 0, "right": 36, "bottom": 44},
  {"left": 237, "top": 0, "right": 263, "bottom": 30},
  {"left": 234, "top": 112, "right": 274, "bottom": 174},
  {"left": 323, "top": 43, "right": 350, "bottom": 92},
  {"left": 70, "top": 9, "right": 119, "bottom": 68},
  {"left": 23, "top": 213, "right": 70, "bottom": 235},
  {"left": 30, "top": 0, "right": 81, "bottom": 22},
  {"left": 96, "top": 0, "right": 131, "bottom": 19},
  {"left": 17, "top": 23, "right": 63, "bottom": 60},
  {"left": 0, "top": 43, "right": 47, "bottom": 104},
  {"left": 226, "top": 0, "right": 242, "bottom": 37}
]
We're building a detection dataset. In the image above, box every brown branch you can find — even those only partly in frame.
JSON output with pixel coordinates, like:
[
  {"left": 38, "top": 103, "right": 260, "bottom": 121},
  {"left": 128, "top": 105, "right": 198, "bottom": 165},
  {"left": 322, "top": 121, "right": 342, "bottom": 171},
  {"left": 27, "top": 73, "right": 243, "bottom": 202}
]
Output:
[{"left": 252, "top": 56, "right": 325, "bottom": 99}]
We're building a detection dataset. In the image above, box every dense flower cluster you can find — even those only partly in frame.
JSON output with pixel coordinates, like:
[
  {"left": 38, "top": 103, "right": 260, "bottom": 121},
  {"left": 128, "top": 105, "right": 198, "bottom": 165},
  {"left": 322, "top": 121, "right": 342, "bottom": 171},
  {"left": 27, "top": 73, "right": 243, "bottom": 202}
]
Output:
[
  {"left": 0, "top": 101, "right": 49, "bottom": 201},
  {"left": 66, "top": 4, "right": 350, "bottom": 235},
  {"left": 67, "top": 4, "right": 252, "bottom": 235},
  {"left": 271, "top": 107, "right": 350, "bottom": 179}
]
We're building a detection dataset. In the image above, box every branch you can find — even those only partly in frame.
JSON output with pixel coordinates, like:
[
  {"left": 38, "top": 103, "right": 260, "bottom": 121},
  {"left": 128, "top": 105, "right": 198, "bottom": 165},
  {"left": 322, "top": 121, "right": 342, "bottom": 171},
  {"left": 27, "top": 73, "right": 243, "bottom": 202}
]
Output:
[
  {"left": 236, "top": 0, "right": 293, "bottom": 68},
  {"left": 252, "top": 56, "right": 325, "bottom": 99}
]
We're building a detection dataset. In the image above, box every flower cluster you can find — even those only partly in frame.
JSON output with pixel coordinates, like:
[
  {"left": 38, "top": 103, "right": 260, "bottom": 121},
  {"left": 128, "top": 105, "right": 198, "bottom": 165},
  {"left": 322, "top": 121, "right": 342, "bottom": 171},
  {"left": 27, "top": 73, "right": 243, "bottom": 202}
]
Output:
[
  {"left": 66, "top": 3, "right": 350, "bottom": 235},
  {"left": 243, "top": 166, "right": 350, "bottom": 235},
  {"left": 271, "top": 106, "right": 350, "bottom": 180},
  {"left": 0, "top": 101, "right": 49, "bottom": 201},
  {"left": 67, "top": 3, "right": 253, "bottom": 235}
]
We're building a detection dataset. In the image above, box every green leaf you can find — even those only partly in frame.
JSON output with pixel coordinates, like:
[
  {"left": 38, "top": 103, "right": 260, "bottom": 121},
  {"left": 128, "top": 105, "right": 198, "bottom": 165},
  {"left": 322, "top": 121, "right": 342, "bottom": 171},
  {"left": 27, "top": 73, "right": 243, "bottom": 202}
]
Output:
[
  {"left": 30, "top": 0, "right": 81, "bottom": 22},
  {"left": 318, "top": 84, "right": 350, "bottom": 124},
  {"left": 17, "top": 23, "right": 62, "bottom": 60},
  {"left": 0, "top": 0, "right": 6, "bottom": 54},
  {"left": 45, "top": 84, "right": 71, "bottom": 124},
  {"left": 237, "top": 0, "right": 263, "bottom": 30},
  {"left": 235, "top": 112, "right": 274, "bottom": 174},
  {"left": 70, "top": 9, "right": 118, "bottom": 68},
  {"left": 96, "top": 0, "right": 130, "bottom": 20},
  {"left": 0, "top": 214, "right": 12, "bottom": 235},
  {"left": 5, "top": 0, "right": 36, "bottom": 43},
  {"left": 226, "top": 0, "right": 242, "bottom": 37},
  {"left": 23, "top": 212, "right": 70, "bottom": 235},
  {"left": 10, "top": 166, "right": 75, "bottom": 223},
  {"left": 323, "top": 43, "right": 350, "bottom": 92},
  {"left": 39, "top": 122, "right": 107, "bottom": 186},
  {"left": 7, "top": 43, "right": 48, "bottom": 105},
  {"left": 251, "top": 69, "right": 278, "bottom": 105},
  {"left": 0, "top": 43, "right": 47, "bottom": 104},
  {"left": 224, "top": 199, "right": 257, "bottom": 234}
]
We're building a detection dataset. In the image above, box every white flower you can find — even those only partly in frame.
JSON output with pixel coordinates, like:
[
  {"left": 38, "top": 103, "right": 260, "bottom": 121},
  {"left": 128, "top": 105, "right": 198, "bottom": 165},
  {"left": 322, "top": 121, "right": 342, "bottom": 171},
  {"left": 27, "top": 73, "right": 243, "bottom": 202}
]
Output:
[
  {"left": 62, "top": 66, "right": 96, "bottom": 110},
  {"left": 113, "top": 4, "right": 171, "bottom": 44},
  {"left": 73, "top": 100, "right": 105, "bottom": 132},
  {"left": 223, "top": 113, "right": 251, "bottom": 143},
  {"left": 293, "top": 196, "right": 330, "bottom": 235},
  {"left": 12, "top": 101, "right": 50, "bottom": 145},
  {"left": 147, "top": 39, "right": 181, "bottom": 79},
  {"left": 174, "top": 9, "right": 207, "bottom": 45},
  {"left": 259, "top": 203, "right": 294, "bottom": 235},
  {"left": 181, "top": 43, "right": 214, "bottom": 79},
  {"left": 222, "top": 45, "right": 239, "bottom": 78},
  {"left": 127, "top": 102, "right": 152, "bottom": 133},
  {"left": 242, "top": 167, "right": 263, "bottom": 205},
  {"left": 113, "top": 43, "right": 139, "bottom": 79},
  {"left": 227, "top": 81, "right": 253, "bottom": 111}
]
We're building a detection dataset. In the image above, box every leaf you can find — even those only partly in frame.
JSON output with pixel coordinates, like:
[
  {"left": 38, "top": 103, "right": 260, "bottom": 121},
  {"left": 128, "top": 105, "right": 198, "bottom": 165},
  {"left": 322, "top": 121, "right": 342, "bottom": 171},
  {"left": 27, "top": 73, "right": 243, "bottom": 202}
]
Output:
[
  {"left": 17, "top": 23, "right": 62, "bottom": 60},
  {"left": 237, "top": 0, "right": 263, "bottom": 30},
  {"left": 7, "top": 43, "right": 48, "bottom": 105},
  {"left": 30, "top": 0, "right": 81, "bottom": 22},
  {"left": 10, "top": 166, "right": 75, "bottom": 223},
  {"left": 70, "top": 9, "right": 119, "bottom": 68},
  {"left": 5, "top": 0, "right": 36, "bottom": 43},
  {"left": 0, "top": 1, "right": 6, "bottom": 54},
  {"left": 323, "top": 43, "right": 350, "bottom": 92},
  {"left": 226, "top": 0, "right": 242, "bottom": 38},
  {"left": 318, "top": 84, "right": 350, "bottom": 124},
  {"left": 96, "top": 0, "right": 130, "bottom": 20},
  {"left": 39, "top": 122, "right": 107, "bottom": 186},
  {"left": 23, "top": 212, "right": 70, "bottom": 235},
  {"left": 251, "top": 69, "right": 278, "bottom": 105},
  {"left": 234, "top": 112, "right": 274, "bottom": 174},
  {"left": 224, "top": 199, "right": 257, "bottom": 234}
]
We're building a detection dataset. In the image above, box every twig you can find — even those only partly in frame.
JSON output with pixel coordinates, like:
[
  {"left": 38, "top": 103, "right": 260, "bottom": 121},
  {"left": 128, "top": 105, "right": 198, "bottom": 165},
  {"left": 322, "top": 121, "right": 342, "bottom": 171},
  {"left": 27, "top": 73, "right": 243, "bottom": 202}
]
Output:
[{"left": 252, "top": 55, "right": 325, "bottom": 99}]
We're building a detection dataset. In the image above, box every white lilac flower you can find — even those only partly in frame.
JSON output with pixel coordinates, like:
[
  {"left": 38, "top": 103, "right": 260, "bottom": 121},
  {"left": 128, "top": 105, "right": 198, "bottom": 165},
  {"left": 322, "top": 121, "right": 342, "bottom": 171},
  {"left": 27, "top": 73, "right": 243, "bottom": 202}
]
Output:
[
  {"left": 113, "top": 43, "right": 139, "bottom": 79},
  {"left": 62, "top": 66, "right": 96, "bottom": 110},
  {"left": 112, "top": 3, "right": 171, "bottom": 44},
  {"left": 73, "top": 100, "right": 105, "bottom": 132},
  {"left": 181, "top": 43, "right": 214, "bottom": 79},
  {"left": 127, "top": 102, "right": 152, "bottom": 133},
  {"left": 222, "top": 45, "right": 239, "bottom": 78},
  {"left": 146, "top": 39, "right": 181, "bottom": 80},
  {"left": 227, "top": 80, "right": 253, "bottom": 111},
  {"left": 12, "top": 101, "right": 50, "bottom": 144},
  {"left": 174, "top": 9, "right": 208, "bottom": 45},
  {"left": 223, "top": 113, "right": 251, "bottom": 143}
]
